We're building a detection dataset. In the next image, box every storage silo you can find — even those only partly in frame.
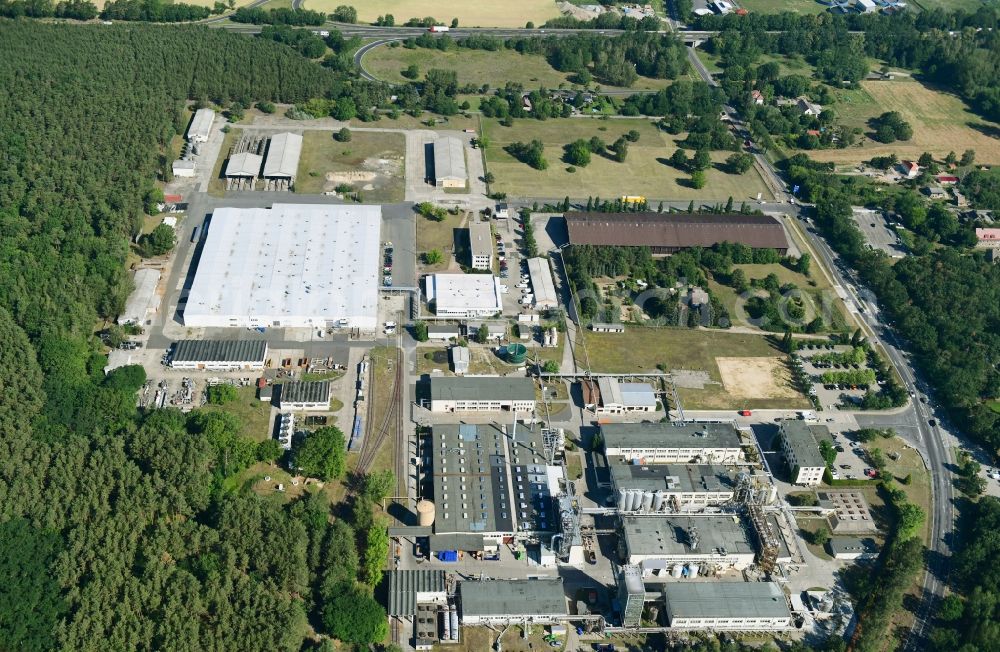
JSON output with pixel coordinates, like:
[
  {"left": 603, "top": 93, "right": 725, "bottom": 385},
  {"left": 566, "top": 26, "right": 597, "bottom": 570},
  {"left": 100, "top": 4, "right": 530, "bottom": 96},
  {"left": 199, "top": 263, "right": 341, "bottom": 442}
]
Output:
[
  {"left": 671, "top": 564, "right": 684, "bottom": 579},
  {"left": 627, "top": 490, "right": 640, "bottom": 512},
  {"left": 441, "top": 609, "right": 450, "bottom": 641},
  {"left": 416, "top": 500, "right": 436, "bottom": 527},
  {"left": 616, "top": 489, "right": 628, "bottom": 512},
  {"left": 505, "top": 343, "right": 528, "bottom": 364},
  {"left": 449, "top": 606, "right": 459, "bottom": 640},
  {"left": 689, "top": 564, "right": 700, "bottom": 579},
  {"left": 652, "top": 490, "right": 665, "bottom": 512},
  {"left": 641, "top": 490, "right": 654, "bottom": 512}
]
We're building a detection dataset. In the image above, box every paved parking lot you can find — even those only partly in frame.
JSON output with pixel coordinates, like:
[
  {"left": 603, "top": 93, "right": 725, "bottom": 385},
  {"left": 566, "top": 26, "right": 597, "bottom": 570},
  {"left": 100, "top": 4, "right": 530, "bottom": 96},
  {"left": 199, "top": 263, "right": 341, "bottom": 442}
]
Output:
[{"left": 851, "top": 208, "right": 907, "bottom": 258}]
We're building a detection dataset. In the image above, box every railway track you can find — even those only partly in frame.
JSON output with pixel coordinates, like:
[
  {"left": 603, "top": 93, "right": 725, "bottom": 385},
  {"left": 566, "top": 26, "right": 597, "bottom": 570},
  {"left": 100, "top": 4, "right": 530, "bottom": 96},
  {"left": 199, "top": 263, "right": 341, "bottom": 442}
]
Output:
[{"left": 357, "top": 347, "right": 402, "bottom": 475}]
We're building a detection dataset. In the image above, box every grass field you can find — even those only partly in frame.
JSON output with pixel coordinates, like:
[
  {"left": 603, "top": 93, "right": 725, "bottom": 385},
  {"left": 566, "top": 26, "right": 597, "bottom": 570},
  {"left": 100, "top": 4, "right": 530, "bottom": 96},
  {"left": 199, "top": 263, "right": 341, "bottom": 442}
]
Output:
[
  {"left": 988, "top": 400, "right": 1000, "bottom": 414},
  {"left": 416, "top": 209, "right": 464, "bottom": 258},
  {"left": 296, "top": 130, "right": 405, "bottom": 201},
  {"left": 197, "top": 386, "right": 273, "bottom": 442},
  {"left": 303, "top": 0, "right": 561, "bottom": 27},
  {"left": 483, "top": 118, "right": 773, "bottom": 201},
  {"left": 808, "top": 79, "right": 1000, "bottom": 165},
  {"left": 579, "top": 327, "right": 808, "bottom": 409},
  {"left": 363, "top": 45, "right": 672, "bottom": 92},
  {"left": 739, "top": 0, "right": 828, "bottom": 13}
]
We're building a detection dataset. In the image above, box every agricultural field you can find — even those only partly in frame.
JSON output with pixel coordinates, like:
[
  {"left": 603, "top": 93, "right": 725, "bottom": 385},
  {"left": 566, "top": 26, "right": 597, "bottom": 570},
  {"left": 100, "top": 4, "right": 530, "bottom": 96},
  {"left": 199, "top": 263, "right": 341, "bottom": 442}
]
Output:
[
  {"left": 303, "top": 0, "right": 562, "bottom": 27},
  {"left": 482, "top": 118, "right": 773, "bottom": 201},
  {"left": 808, "top": 79, "right": 1000, "bottom": 165},
  {"left": 738, "top": 0, "right": 828, "bottom": 13},
  {"left": 295, "top": 130, "right": 405, "bottom": 201},
  {"left": 363, "top": 44, "right": 672, "bottom": 92},
  {"left": 579, "top": 327, "right": 809, "bottom": 409}
]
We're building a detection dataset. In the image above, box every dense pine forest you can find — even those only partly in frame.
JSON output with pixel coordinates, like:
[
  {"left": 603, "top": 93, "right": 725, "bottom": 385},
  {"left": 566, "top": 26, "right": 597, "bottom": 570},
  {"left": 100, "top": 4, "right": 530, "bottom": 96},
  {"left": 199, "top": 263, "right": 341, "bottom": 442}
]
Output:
[{"left": 0, "top": 21, "right": 386, "bottom": 651}]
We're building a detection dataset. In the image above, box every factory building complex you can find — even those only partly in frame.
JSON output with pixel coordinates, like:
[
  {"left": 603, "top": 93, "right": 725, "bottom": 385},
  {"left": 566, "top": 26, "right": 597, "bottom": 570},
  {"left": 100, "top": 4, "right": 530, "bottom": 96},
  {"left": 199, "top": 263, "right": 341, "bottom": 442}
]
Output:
[{"left": 602, "top": 421, "right": 745, "bottom": 464}]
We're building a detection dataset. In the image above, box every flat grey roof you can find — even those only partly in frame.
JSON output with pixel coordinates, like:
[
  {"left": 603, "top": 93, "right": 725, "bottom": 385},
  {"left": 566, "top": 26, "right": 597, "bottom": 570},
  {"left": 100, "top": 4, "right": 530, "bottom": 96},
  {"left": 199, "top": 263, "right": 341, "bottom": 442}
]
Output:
[
  {"left": 460, "top": 579, "right": 567, "bottom": 617},
  {"left": 387, "top": 570, "right": 446, "bottom": 616},
  {"left": 603, "top": 422, "right": 742, "bottom": 451},
  {"left": 622, "top": 514, "right": 754, "bottom": 557},
  {"left": 466, "top": 321, "right": 508, "bottom": 336},
  {"left": 664, "top": 582, "right": 791, "bottom": 620},
  {"left": 225, "top": 151, "right": 263, "bottom": 177},
  {"left": 829, "top": 536, "right": 879, "bottom": 556},
  {"left": 262, "top": 132, "right": 302, "bottom": 178},
  {"left": 429, "top": 533, "right": 484, "bottom": 552},
  {"left": 469, "top": 221, "right": 493, "bottom": 259},
  {"left": 280, "top": 380, "right": 330, "bottom": 404},
  {"left": 172, "top": 340, "right": 267, "bottom": 364},
  {"left": 610, "top": 462, "right": 736, "bottom": 493},
  {"left": 430, "top": 376, "right": 536, "bottom": 402},
  {"left": 433, "top": 136, "right": 467, "bottom": 182},
  {"left": 781, "top": 421, "right": 827, "bottom": 468}
]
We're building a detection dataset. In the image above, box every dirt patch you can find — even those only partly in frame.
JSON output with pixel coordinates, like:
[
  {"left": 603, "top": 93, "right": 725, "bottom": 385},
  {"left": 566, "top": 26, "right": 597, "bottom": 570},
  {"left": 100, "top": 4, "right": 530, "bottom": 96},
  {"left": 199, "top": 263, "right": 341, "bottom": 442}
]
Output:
[
  {"left": 322, "top": 155, "right": 402, "bottom": 192},
  {"left": 716, "top": 357, "right": 799, "bottom": 399},
  {"left": 671, "top": 369, "right": 715, "bottom": 389}
]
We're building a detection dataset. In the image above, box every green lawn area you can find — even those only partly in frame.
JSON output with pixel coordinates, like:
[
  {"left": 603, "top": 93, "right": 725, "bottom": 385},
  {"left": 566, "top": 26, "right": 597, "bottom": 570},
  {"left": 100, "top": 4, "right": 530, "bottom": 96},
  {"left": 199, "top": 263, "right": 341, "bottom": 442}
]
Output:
[
  {"left": 416, "top": 209, "right": 465, "bottom": 262},
  {"left": 566, "top": 450, "right": 583, "bottom": 482},
  {"left": 363, "top": 44, "right": 671, "bottom": 92},
  {"left": 416, "top": 347, "right": 451, "bottom": 375},
  {"left": 988, "top": 400, "right": 1000, "bottom": 414},
  {"left": 483, "top": 118, "right": 773, "bottom": 201},
  {"left": 198, "top": 386, "right": 273, "bottom": 442},
  {"left": 579, "top": 327, "right": 808, "bottom": 409},
  {"left": 370, "top": 111, "right": 479, "bottom": 132},
  {"left": 758, "top": 53, "right": 816, "bottom": 78},
  {"left": 831, "top": 85, "right": 882, "bottom": 131},
  {"left": 694, "top": 49, "right": 723, "bottom": 75},
  {"left": 295, "top": 130, "right": 404, "bottom": 201},
  {"left": 864, "top": 436, "right": 931, "bottom": 542},
  {"left": 739, "top": 0, "right": 828, "bottom": 14}
]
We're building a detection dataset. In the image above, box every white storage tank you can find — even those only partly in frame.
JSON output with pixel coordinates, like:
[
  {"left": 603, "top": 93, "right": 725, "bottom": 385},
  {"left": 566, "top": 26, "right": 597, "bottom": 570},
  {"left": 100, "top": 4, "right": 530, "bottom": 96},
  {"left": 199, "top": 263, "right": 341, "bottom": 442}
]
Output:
[
  {"left": 442, "top": 609, "right": 450, "bottom": 641},
  {"left": 671, "top": 564, "right": 684, "bottom": 579},
  {"left": 627, "top": 490, "right": 640, "bottom": 512},
  {"left": 449, "top": 606, "right": 459, "bottom": 640},
  {"left": 617, "top": 489, "right": 628, "bottom": 512},
  {"left": 641, "top": 490, "right": 654, "bottom": 512},
  {"left": 652, "top": 490, "right": 665, "bottom": 512},
  {"left": 689, "top": 564, "right": 700, "bottom": 579}
]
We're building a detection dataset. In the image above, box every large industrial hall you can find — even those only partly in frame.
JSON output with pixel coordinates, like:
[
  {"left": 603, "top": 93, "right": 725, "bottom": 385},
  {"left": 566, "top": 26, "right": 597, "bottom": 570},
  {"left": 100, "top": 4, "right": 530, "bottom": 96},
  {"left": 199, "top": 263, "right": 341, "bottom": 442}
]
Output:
[{"left": 183, "top": 203, "right": 382, "bottom": 330}]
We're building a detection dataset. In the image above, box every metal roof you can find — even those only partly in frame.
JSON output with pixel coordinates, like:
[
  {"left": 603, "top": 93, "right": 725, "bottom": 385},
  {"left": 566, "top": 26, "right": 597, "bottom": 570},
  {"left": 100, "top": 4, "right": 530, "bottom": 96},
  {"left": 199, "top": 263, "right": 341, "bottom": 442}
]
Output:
[
  {"left": 426, "top": 274, "right": 503, "bottom": 315},
  {"left": 279, "top": 380, "right": 330, "bottom": 405},
  {"left": 828, "top": 536, "right": 879, "bottom": 556},
  {"left": 663, "top": 582, "right": 791, "bottom": 620},
  {"left": 118, "top": 268, "right": 160, "bottom": 325},
  {"left": 602, "top": 422, "right": 743, "bottom": 451},
  {"left": 387, "top": 570, "right": 446, "bottom": 616},
  {"left": 428, "top": 533, "right": 484, "bottom": 552},
  {"left": 622, "top": 514, "right": 754, "bottom": 557},
  {"left": 610, "top": 461, "right": 736, "bottom": 494},
  {"left": 187, "top": 108, "right": 215, "bottom": 141},
  {"left": 430, "top": 377, "right": 536, "bottom": 402},
  {"left": 469, "top": 221, "right": 493, "bottom": 260},
  {"left": 433, "top": 136, "right": 467, "bottom": 182},
  {"left": 460, "top": 578, "right": 567, "bottom": 617},
  {"left": 263, "top": 132, "right": 303, "bottom": 178},
  {"left": 171, "top": 340, "right": 267, "bottom": 364},
  {"left": 565, "top": 212, "right": 789, "bottom": 251},
  {"left": 780, "top": 421, "right": 828, "bottom": 468},
  {"left": 526, "top": 257, "right": 558, "bottom": 307},
  {"left": 225, "top": 151, "right": 263, "bottom": 177}
]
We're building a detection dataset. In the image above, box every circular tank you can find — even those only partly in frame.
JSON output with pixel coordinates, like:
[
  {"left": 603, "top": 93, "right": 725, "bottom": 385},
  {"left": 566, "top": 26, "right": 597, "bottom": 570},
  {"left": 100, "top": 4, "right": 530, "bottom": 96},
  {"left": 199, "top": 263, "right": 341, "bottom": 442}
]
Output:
[
  {"left": 416, "top": 500, "right": 436, "bottom": 527},
  {"left": 617, "top": 489, "right": 628, "bottom": 512},
  {"left": 641, "top": 490, "right": 655, "bottom": 512},
  {"left": 689, "top": 564, "right": 700, "bottom": 579},
  {"left": 671, "top": 564, "right": 684, "bottom": 578},
  {"left": 505, "top": 343, "right": 528, "bottom": 364}
]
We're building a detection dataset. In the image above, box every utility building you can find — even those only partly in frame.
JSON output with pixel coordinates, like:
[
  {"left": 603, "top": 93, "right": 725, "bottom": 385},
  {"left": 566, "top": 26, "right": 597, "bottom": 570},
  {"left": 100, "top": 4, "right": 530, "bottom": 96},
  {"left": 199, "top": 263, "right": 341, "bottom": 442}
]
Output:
[
  {"left": 779, "top": 421, "right": 828, "bottom": 486},
  {"left": 184, "top": 204, "right": 381, "bottom": 330},
  {"left": 187, "top": 108, "right": 215, "bottom": 143},
  {"left": 526, "top": 257, "right": 558, "bottom": 309},
  {"left": 602, "top": 422, "right": 743, "bottom": 464},
  {"left": 118, "top": 268, "right": 161, "bottom": 326},
  {"left": 262, "top": 132, "right": 303, "bottom": 190},
  {"left": 621, "top": 514, "right": 757, "bottom": 572},
  {"left": 610, "top": 461, "right": 738, "bottom": 513},
  {"left": 459, "top": 579, "right": 567, "bottom": 625},
  {"left": 663, "top": 582, "right": 793, "bottom": 631},
  {"left": 224, "top": 151, "right": 263, "bottom": 185},
  {"left": 565, "top": 212, "right": 789, "bottom": 255},
  {"left": 169, "top": 340, "right": 268, "bottom": 371},
  {"left": 426, "top": 274, "right": 503, "bottom": 318},
  {"left": 278, "top": 380, "right": 331, "bottom": 411},
  {"left": 433, "top": 136, "right": 467, "bottom": 188},
  {"left": 429, "top": 377, "right": 536, "bottom": 413},
  {"left": 582, "top": 378, "right": 657, "bottom": 414},
  {"left": 468, "top": 221, "right": 493, "bottom": 270}
]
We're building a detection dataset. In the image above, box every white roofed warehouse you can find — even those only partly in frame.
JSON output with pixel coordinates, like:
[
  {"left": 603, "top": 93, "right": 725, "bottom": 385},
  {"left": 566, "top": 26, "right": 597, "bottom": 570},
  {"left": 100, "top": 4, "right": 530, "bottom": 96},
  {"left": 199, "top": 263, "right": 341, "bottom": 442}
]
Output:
[
  {"left": 426, "top": 273, "right": 503, "bottom": 318},
  {"left": 433, "top": 136, "right": 467, "bottom": 188},
  {"left": 184, "top": 204, "right": 381, "bottom": 330},
  {"left": 262, "top": 132, "right": 303, "bottom": 191},
  {"left": 187, "top": 108, "right": 215, "bottom": 143},
  {"left": 118, "top": 268, "right": 161, "bottom": 326}
]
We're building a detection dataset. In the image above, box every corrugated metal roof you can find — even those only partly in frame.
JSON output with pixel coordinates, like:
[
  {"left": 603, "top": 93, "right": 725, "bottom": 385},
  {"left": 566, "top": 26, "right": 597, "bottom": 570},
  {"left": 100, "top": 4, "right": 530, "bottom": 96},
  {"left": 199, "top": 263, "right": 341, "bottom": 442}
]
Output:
[
  {"left": 387, "top": 570, "right": 446, "bottom": 616},
  {"left": 171, "top": 340, "right": 267, "bottom": 364},
  {"left": 430, "top": 376, "right": 535, "bottom": 402},
  {"left": 565, "top": 212, "right": 789, "bottom": 251},
  {"left": 225, "top": 152, "right": 263, "bottom": 177},
  {"left": 433, "top": 136, "right": 467, "bottom": 182},
  {"left": 118, "top": 268, "right": 161, "bottom": 325},
  {"left": 263, "top": 132, "right": 303, "bottom": 178},
  {"left": 527, "top": 257, "right": 558, "bottom": 307},
  {"left": 187, "top": 108, "right": 215, "bottom": 141},
  {"left": 280, "top": 380, "right": 331, "bottom": 405}
]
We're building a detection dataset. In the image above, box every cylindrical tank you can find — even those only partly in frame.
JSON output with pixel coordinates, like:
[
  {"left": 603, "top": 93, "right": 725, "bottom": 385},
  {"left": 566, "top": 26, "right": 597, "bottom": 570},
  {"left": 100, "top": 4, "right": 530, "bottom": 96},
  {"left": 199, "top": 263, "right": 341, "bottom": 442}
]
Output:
[
  {"left": 506, "top": 343, "right": 528, "bottom": 364},
  {"left": 671, "top": 564, "right": 684, "bottom": 579},
  {"left": 689, "top": 564, "right": 700, "bottom": 579},
  {"left": 550, "top": 327, "right": 558, "bottom": 347},
  {"left": 416, "top": 500, "right": 436, "bottom": 527},
  {"left": 449, "top": 607, "right": 459, "bottom": 640},
  {"left": 442, "top": 609, "right": 450, "bottom": 641},
  {"left": 641, "top": 490, "right": 654, "bottom": 512},
  {"left": 652, "top": 490, "right": 665, "bottom": 512},
  {"left": 616, "top": 489, "right": 628, "bottom": 512},
  {"left": 626, "top": 490, "right": 639, "bottom": 512}
]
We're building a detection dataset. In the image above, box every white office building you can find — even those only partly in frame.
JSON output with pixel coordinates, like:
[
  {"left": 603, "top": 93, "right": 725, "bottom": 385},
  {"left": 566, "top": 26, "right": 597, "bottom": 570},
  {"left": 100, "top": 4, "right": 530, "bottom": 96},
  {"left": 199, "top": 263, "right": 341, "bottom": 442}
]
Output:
[
  {"left": 469, "top": 221, "right": 493, "bottom": 270},
  {"left": 426, "top": 274, "right": 503, "bottom": 318},
  {"left": 184, "top": 204, "right": 381, "bottom": 330}
]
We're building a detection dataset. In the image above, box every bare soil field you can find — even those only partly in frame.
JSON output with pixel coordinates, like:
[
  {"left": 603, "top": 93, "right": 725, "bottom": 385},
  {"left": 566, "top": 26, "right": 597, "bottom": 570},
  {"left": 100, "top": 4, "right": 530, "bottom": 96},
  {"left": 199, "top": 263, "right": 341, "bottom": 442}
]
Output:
[
  {"left": 716, "top": 356, "right": 800, "bottom": 400},
  {"left": 808, "top": 80, "right": 1000, "bottom": 165}
]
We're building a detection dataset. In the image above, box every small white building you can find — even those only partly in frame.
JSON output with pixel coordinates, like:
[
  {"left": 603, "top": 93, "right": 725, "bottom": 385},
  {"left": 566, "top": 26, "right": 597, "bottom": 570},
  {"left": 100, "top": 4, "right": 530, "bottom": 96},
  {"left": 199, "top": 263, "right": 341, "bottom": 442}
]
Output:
[
  {"left": 426, "top": 274, "right": 503, "bottom": 318},
  {"left": 526, "top": 257, "right": 558, "bottom": 310},
  {"left": 450, "top": 346, "right": 469, "bottom": 374},
  {"left": 590, "top": 322, "right": 625, "bottom": 333},
  {"left": 118, "top": 268, "right": 161, "bottom": 326},
  {"left": 584, "top": 378, "right": 657, "bottom": 414},
  {"left": 468, "top": 221, "right": 493, "bottom": 270},
  {"left": 495, "top": 202, "right": 510, "bottom": 219},
  {"left": 427, "top": 323, "right": 461, "bottom": 340},
  {"left": 829, "top": 536, "right": 880, "bottom": 560},
  {"left": 186, "top": 108, "right": 215, "bottom": 143},
  {"left": 855, "top": 0, "right": 878, "bottom": 13},
  {"left": 169, "top": 340, "right": 268, "bottom": 371},
  {"left": 795, "top": 97, "right": 823, "bottom": 117},
  {"left": 172, "top": 159, "right": 196, "bottom": 178}
]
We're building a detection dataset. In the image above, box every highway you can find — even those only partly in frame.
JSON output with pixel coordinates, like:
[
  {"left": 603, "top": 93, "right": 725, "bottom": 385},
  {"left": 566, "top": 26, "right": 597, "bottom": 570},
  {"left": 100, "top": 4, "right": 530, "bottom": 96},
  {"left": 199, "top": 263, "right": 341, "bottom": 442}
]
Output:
[{"left": 682, "top": 39, "right": 956, "bottom": 648}]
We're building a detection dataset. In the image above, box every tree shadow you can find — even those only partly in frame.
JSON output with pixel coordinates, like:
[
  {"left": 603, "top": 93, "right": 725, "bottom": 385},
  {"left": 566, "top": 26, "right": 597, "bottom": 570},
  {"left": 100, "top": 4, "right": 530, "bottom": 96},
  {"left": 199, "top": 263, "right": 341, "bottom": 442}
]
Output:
[{"left": 966, "top": 121, "right": 1000, "bottom": 139}]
